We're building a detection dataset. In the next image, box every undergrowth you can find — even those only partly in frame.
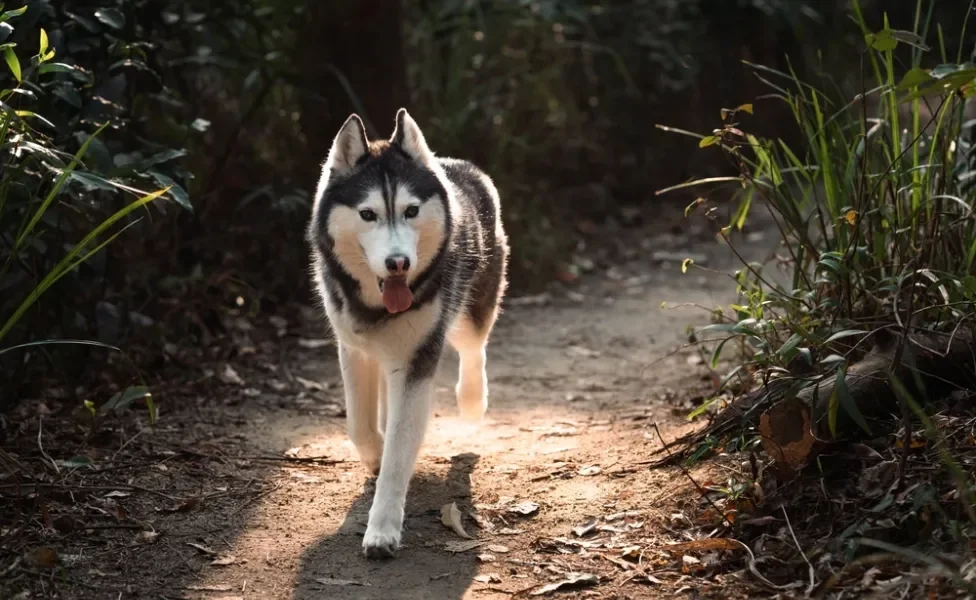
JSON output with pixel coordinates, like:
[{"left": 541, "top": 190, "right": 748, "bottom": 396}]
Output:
[
  {"left": 661, "top": 0, "right": 976, "bottom": 432},
  {"left": 657, "top": 0, "right": 976, "bottom": 595}
]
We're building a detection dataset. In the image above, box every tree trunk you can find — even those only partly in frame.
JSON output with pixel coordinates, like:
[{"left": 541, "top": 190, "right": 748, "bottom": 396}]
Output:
[{"left": 296, "top": 0, "right": 410, "bottom": 183}]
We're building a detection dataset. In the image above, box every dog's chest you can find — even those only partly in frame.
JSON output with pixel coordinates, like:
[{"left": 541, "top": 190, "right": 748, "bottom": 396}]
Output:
[{"left": 325, "top": 293, "right": 442, "bottom": 362}]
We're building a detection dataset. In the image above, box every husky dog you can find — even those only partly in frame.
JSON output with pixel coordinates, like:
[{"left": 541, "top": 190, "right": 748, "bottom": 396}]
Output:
[{"left": 305, "top": 109, "right": 509, "bottom": 558}]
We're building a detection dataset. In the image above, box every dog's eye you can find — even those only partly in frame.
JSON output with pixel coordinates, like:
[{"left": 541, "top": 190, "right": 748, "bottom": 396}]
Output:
[
  {"left": 404, "top": 205, "right": 419, "bottom": 219},
  {"left": 359, "top": 208, "right": 377, "bottom": 222}
]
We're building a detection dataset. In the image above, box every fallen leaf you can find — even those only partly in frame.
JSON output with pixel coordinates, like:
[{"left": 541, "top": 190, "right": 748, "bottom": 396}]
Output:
[
  {"left": 24, "top": 547, "right": 58, "bottom": 568},
  {"left": 530, "top": 573, "right": 598, "bottom": 596},
  {"left": 103, "top": 490, "right": 131, "bottom": 499},
  {"left": 487, "top": 544, "right": 510, "bottom": 553},
  {"left": 219, "top": 364, "right": 245, "bottom": 386},
  {"left": 444, "top": 540, "right": 485, "bottom": 553},
  {"left": 497, "top": 527, "right": 525, "bottom": 535},
  {"left": 210, "top": 555, "right": 237, "bottom": 566},
  {"left": 621, "top": 546, "right": 643, "bottom": 560},
  {"left": 573, "top": 517, "right": 598, "bottom": 537},
  {"left": 758, "top": 397, "right": 817, "bottom": 472},
  {"left": 510, "top": 501, "right": 540, "bottom": 516},
  {"left": 134, "top": 531, "right": 159, "bottom": 544},
  {"left": 441, "top": 502, "right": 473, "bottom": 539},
  {"left": 295, "top": 376, "right": 327, "bottom": 391},
  {"left": 477, "top": 553, "right": 496, "bottom": 563},
  {"left": 475, "top": 574, "right": 502, "bottom": 584},
  {"left": 681, "top": 554, "right": 703, "bottom": 574},
  {"left": 577, "top": 465, "right": 601, "bottom": 476},
  {"left": 316, "top": 577, "right": 369, "bottom": 587}
]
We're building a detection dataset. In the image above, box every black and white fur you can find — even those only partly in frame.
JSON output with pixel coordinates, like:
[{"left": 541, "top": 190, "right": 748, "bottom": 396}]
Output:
[{"left": 306, "top": 109, "right": 509, "bottom": 558}]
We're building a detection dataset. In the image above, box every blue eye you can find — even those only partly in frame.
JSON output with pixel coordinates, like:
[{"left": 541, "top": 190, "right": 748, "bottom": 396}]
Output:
[
  {"left": 404, "top": 205, "right": 419, "bottom": 219},
  {"left": 359, "top": 208, "right": 377, "bottom": 222}
]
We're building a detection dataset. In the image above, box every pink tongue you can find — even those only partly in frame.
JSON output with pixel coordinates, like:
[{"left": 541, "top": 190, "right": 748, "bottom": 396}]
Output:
[{"left": 382, "top": 277, "right": 413, "bottom": 313}]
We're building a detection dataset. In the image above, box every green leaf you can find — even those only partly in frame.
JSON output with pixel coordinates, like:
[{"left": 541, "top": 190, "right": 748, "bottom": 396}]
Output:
[
  {"left": 94, "top": 8, "right": 125, "bottom": 30},
  {"left": 710, "top": 337, "right": 730, "bottom": 369},
  {"left": 100, "top": 385, "right": 151, "bottom": 414},
  {"left": 829, "top": 365, "right": 872, "bottom": 437},
  {"left": 0, "top": 5, "right": 27, "bottom": 23},
  {"left": 865, "top": 28, "right": 898, "bottom": 52},
  {"left": 961, "top": 276, "right": 976, "bottom": 299},
  {"left": 897, "top": 67, "right": 933, "bottom": 89},
  {"left": 83, "top": 399, "right": 96, "bottom": 416},
  {"left": 38, "top": 28, "right": 48, "bottom": 56},
  {"left": 824, "top": 329, "right": 869, "bottom": 344},
  {"left": 67, "top": 171, "right": 121, "bottom": 193},
  {"left": 681, "top": 258, "right": 694, "bottom": 273},
  {"left": 39, "top": 62, "right": 93, "bottom": 83},
  {"left": 146, "top": 171, "right": 192, "bottom": 211},
  {"left": 698, "top": 135, "right": 720, "bottom": 148},
  {"left": 889, "top": 29, "right": 929, "bottom": 51},
  {"left": 2, "top": 44, "right": 20, "bottom": 82}
]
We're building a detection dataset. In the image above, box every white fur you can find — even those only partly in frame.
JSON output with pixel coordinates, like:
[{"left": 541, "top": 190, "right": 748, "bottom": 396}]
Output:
[{"left": 309, "top": 109, "right": 493, "bottom": 558}]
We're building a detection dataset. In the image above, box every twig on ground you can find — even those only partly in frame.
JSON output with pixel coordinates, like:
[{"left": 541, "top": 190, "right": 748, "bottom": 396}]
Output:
[
  {"left": 37, "top": 417, "right": 59, "bottom": 475},
  {"left": 781, "top": 504, "right": 816, "bottom": 596},
  {"left": 246, "top": 455, "right": 346, "bottom": 466}
]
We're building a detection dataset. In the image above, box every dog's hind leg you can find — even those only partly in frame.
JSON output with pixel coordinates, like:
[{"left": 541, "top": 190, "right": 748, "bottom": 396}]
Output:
[
  {"left": 448, "top": 311, "right": 496, "bottom": 423},
  {"left": 338, "top": 343, "right": 383, "bottom": 476},
  {"left": 363, "top": 336, "right": 442, "bottom": 558}
]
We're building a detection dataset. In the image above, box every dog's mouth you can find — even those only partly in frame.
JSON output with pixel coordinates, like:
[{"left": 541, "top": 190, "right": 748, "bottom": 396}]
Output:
[{"left": 377, "top": 276, "right": 413, "bottom": 314}]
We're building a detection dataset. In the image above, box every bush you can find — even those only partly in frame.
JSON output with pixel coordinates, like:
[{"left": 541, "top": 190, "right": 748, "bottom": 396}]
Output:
[
  {"left": 0, "top": 2, "right": 187, "bottom": 394},
  {"left": 659, "top": 0, "right": 976, "bottom": 468}
]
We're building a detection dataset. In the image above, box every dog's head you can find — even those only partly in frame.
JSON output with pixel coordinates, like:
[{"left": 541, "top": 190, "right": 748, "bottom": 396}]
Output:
[{"left": 307, "top": 109, "right": 449, "bottom": 314}]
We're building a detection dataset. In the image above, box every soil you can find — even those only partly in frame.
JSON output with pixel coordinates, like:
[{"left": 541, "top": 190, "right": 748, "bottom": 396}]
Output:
[{"left": 2, "top": 206, "right": 786, "bottom": 599}]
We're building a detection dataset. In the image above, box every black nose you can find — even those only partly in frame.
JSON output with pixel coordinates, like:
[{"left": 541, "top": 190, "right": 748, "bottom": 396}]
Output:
[{"left": 385, "top": 255, "right": 410, "bottom": 275}]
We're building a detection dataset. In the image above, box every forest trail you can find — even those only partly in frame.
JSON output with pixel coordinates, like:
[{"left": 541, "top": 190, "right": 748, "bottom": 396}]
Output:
[
  {"left": 168, "top": 215, "right": 778, "bottom": 600},
  {"left": 13, "top": 211, "right": 780, "bottom": 600}
]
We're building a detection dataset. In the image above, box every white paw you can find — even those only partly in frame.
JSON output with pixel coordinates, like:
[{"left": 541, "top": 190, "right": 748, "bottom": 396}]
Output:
[
  {"left": 362, "top": 518, "right": 402, "bottom": 559},
  {"left": 455, "top": 380, "right": 487, "bottom": 423}
]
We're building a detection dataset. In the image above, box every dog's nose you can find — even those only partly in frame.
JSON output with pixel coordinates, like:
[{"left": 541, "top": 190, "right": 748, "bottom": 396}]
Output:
[{"left": 385, "top": 255, "right": 410, "bottom": 275}]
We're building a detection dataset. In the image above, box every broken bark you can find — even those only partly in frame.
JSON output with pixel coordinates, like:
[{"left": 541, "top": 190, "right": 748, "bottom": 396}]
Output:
[{"left": 651, "top": 329, "right": 976, "bottom": 468}]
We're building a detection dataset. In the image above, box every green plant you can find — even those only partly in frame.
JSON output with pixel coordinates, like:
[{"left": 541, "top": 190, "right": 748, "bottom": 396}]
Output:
[
  {"left": 0, "top": 3, "right": 181, "bottom": 409},
  {"left": 660, "top": 0, "right": 976, "bottom": 432}
]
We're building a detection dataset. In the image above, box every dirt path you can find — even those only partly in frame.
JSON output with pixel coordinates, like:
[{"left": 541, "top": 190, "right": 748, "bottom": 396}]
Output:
[
  {"left": 163, "top": 219, "right": 778, "bottom": 600},
  {"left": 4, "top": 212, "right": 780, "bottom": 599}
]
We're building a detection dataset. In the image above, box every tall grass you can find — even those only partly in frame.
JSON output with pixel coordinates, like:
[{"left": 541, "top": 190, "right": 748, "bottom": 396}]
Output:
[{"left": 658, "top": 0, "right": 976, "bottom": 428}]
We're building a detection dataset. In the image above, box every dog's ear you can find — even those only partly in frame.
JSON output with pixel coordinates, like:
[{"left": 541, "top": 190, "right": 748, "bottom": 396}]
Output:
[
  {"left": 391, "top": 108, "right": 432, "bottom": 163},
  {"left": 328, "top": 114, "right": 369, "bottom": 173}
]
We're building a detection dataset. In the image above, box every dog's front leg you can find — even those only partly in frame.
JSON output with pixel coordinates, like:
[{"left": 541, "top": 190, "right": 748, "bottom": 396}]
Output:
[
  {"left": 338, "top": 343, "right": 383, "bottom": 476},
  {"left": 362, "top": 341, "right": 441, "bottom": 558}
]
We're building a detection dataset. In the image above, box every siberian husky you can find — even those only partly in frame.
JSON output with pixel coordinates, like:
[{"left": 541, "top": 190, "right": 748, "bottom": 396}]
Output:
[{"left": 305, "top": 109, "right": 509, "bottom": 558}]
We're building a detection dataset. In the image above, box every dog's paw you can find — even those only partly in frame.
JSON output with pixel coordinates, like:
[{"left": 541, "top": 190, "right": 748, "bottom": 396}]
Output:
[{"left": 362, "top": 524, "right": 401, "bottom": 559}]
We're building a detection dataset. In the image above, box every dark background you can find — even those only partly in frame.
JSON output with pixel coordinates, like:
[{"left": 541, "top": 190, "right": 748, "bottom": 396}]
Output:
[{"left": 0, "top": 0, "right": 969, "bottom": 400}]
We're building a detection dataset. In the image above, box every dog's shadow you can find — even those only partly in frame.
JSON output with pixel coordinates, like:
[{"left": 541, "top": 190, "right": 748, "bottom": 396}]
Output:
[{"left": 293, "top": 453, "right": 481, "bottom": 598}]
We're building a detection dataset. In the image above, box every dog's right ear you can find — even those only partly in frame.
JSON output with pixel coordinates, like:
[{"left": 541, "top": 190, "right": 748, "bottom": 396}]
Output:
[{"left": 327, "top": 114, "right": 369, "bottom": 173}]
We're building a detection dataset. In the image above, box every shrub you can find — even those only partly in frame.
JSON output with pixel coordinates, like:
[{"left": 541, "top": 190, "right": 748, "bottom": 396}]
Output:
[
  {"left": 660, "top": 0, "right": 976, "bottom": 435},
  {"left": 0, "top": 2, "right": 185, "bottom": 396}
]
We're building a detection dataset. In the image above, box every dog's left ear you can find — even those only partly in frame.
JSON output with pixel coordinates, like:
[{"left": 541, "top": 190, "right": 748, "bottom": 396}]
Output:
[{"left": 391, "top": 108, "right": 432, "bottom": 163}]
